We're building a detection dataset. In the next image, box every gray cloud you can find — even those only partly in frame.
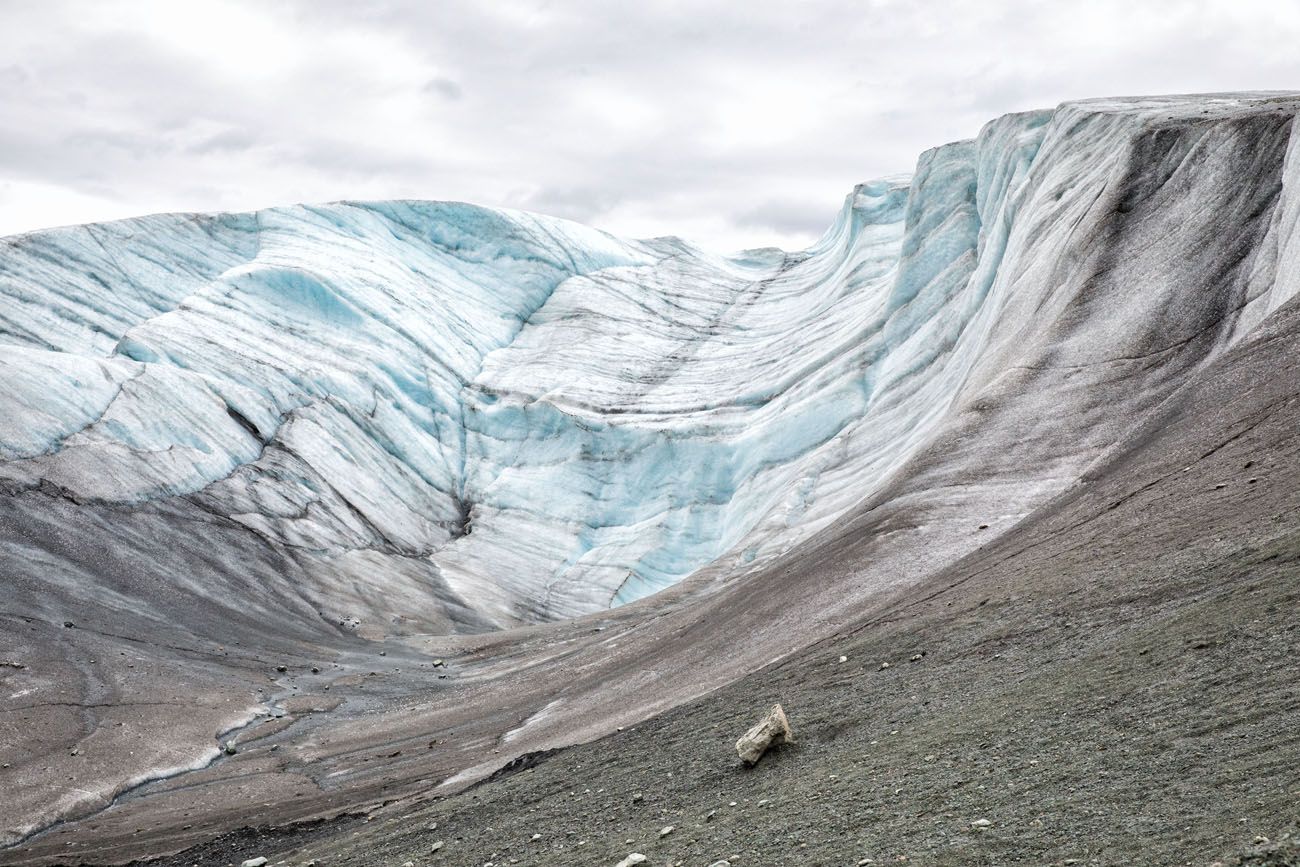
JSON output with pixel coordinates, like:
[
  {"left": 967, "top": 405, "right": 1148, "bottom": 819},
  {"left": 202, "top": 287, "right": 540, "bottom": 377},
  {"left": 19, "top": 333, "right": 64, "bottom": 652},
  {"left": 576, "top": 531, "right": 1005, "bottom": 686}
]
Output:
[
  {"left": 425, "top": 77, "right": 463, "bottom": 100},
  {"left": 187, "top": 128, "right": 260, "bottom": 155},
  {"left": 1, "top": 0, "right": 1298, "bottom": 249},
  {"left": 517, "top": 184, "right": 622, "bottom": 223},
  {"left": 734, "top": 197, "right": 848, "bottom": 238}
]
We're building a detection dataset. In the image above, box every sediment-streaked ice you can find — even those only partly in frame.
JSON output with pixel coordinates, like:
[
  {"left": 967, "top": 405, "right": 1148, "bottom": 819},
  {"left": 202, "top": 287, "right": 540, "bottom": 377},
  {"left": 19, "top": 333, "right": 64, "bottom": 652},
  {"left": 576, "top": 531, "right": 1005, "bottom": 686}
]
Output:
[{"left": 2, "top": 94, "right": 1299, "bottom": 630}]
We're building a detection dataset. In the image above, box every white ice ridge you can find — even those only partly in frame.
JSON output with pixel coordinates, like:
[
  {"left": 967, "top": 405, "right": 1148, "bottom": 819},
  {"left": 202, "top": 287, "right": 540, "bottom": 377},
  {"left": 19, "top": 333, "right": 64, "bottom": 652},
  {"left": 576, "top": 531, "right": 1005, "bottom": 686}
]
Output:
[{"left": 3, "top": 94, "right": 1299, "bottom": 627}]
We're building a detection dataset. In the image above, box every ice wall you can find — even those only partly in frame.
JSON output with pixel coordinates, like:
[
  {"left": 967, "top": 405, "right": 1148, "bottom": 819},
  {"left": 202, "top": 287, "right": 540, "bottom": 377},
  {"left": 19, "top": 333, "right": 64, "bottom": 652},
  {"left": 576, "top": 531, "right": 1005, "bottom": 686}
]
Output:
[{"left": 2, "top": 94, "right": 1298, "bottom": 631}]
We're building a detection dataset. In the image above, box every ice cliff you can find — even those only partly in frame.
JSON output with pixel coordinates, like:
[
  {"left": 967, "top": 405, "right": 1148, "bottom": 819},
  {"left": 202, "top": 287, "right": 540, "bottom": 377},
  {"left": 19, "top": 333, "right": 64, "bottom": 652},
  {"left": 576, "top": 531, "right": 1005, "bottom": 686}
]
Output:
[{"left": 3, "top": 94, "right": 1299, "bottom": 634}]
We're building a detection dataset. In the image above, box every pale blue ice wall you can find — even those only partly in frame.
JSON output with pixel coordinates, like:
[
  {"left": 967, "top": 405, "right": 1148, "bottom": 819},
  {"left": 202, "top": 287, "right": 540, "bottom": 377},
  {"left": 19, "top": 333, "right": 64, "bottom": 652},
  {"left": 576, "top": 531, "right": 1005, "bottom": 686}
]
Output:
[{"left": 3, "top": 96, "right": 1298, "bottom": 628}]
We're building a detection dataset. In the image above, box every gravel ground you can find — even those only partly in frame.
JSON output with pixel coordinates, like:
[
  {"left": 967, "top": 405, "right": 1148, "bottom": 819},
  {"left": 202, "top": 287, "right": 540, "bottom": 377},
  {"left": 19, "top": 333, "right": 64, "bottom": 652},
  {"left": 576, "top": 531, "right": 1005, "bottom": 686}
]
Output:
[
  {"left": 161, "top": 302, "right": 1300, "bottom": 866},
  {"left": 279, "top": 533, "right": 1299, "bottom": 866}
]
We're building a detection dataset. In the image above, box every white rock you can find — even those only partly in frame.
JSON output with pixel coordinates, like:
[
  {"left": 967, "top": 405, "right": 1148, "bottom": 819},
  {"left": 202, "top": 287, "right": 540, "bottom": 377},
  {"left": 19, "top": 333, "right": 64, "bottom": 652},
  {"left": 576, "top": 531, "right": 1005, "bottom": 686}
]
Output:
[
  {"left": 240, "top": 859, "right": 268, "bottom": 867},
  {"left": 615, "top": 855, "right": 647, "bottom": 867},
  {"left": 736, "top": 704, "right": 794, "bottom": 765}
]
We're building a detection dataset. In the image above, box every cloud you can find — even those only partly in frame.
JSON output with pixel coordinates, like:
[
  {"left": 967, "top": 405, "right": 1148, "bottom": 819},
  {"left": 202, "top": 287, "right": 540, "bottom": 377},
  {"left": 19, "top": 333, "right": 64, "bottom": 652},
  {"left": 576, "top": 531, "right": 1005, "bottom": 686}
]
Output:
[
  {"left": 425, "top": 77, "right": 463, "bottom": 100},
  {"left": 517, "top": 185, "right": 621, "bottom": 224},
  {"left": 1, "top": 0, "right": 1298, "bottom": 249},
  {"left": 186, "top": 127, "right": 260, "bottom": 155},
  {"left": 734, "top": 198, "right": 847, "bottom": 238}
]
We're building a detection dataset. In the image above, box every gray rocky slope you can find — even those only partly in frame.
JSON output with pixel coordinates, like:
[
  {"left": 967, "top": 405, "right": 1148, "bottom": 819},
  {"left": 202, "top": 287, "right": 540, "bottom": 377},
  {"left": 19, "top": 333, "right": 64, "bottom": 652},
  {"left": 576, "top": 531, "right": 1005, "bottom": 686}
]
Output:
[{"left": 1, "top": 94, "right": 1299, "bottom": 865}]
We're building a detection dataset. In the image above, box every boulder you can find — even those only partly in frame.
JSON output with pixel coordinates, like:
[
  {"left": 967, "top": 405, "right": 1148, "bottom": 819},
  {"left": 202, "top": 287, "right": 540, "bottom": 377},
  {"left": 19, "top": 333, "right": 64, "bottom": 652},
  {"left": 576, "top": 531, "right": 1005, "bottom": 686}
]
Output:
[{"left": 736, "top": 703, "right": 794, "bottom": 765}]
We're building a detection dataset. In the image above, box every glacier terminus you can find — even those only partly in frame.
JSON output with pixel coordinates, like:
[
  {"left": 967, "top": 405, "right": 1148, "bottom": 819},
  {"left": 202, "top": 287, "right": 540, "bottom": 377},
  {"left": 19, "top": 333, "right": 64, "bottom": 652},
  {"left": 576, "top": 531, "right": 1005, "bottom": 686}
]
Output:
[{"left": 2, "top": 94, "right": 1300, "bottom": 865}]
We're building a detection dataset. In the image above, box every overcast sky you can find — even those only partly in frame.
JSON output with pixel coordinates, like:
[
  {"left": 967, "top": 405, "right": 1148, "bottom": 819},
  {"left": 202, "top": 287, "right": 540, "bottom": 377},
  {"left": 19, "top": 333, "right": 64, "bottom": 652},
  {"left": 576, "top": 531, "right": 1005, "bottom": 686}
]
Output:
[{"left": 2, "top": 0, "right": 1299, "bottom": 251}]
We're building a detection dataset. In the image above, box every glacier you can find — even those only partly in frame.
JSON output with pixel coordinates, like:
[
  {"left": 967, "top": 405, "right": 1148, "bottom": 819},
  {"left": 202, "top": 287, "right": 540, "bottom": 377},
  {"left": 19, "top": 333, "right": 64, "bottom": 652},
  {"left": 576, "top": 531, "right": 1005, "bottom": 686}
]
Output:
[
  {"left": 4, "top": 93, "right": 1300, "bottom": 857},
  {"left": 4, "top": 142, "right": 976, "bottom": 626},
  {"left": 5, "top": 96, "right": 1297, "bottom": 632}
]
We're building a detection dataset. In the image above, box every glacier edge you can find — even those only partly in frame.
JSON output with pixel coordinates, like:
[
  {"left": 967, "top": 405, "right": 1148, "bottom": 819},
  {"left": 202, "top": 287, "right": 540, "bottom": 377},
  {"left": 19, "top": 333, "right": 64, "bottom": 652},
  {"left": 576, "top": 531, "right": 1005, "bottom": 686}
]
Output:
[{"left": 2, "top": 94, "right": 1299, "bottom": 633}]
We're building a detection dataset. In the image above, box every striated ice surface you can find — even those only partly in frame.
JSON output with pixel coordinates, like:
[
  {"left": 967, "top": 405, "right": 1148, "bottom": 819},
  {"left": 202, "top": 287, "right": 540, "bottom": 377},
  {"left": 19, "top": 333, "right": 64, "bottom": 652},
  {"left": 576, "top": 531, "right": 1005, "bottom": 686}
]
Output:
[{"left": 3, "top": 94, "right": 1300, "bottom": 630}]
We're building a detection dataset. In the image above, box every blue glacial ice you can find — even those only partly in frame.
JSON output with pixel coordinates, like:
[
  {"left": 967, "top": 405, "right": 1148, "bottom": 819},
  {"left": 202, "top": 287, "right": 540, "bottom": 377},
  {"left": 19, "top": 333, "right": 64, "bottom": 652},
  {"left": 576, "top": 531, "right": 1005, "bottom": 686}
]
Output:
[{"left": 3, "top": 95, "right": 1300, "bottom": 629}]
